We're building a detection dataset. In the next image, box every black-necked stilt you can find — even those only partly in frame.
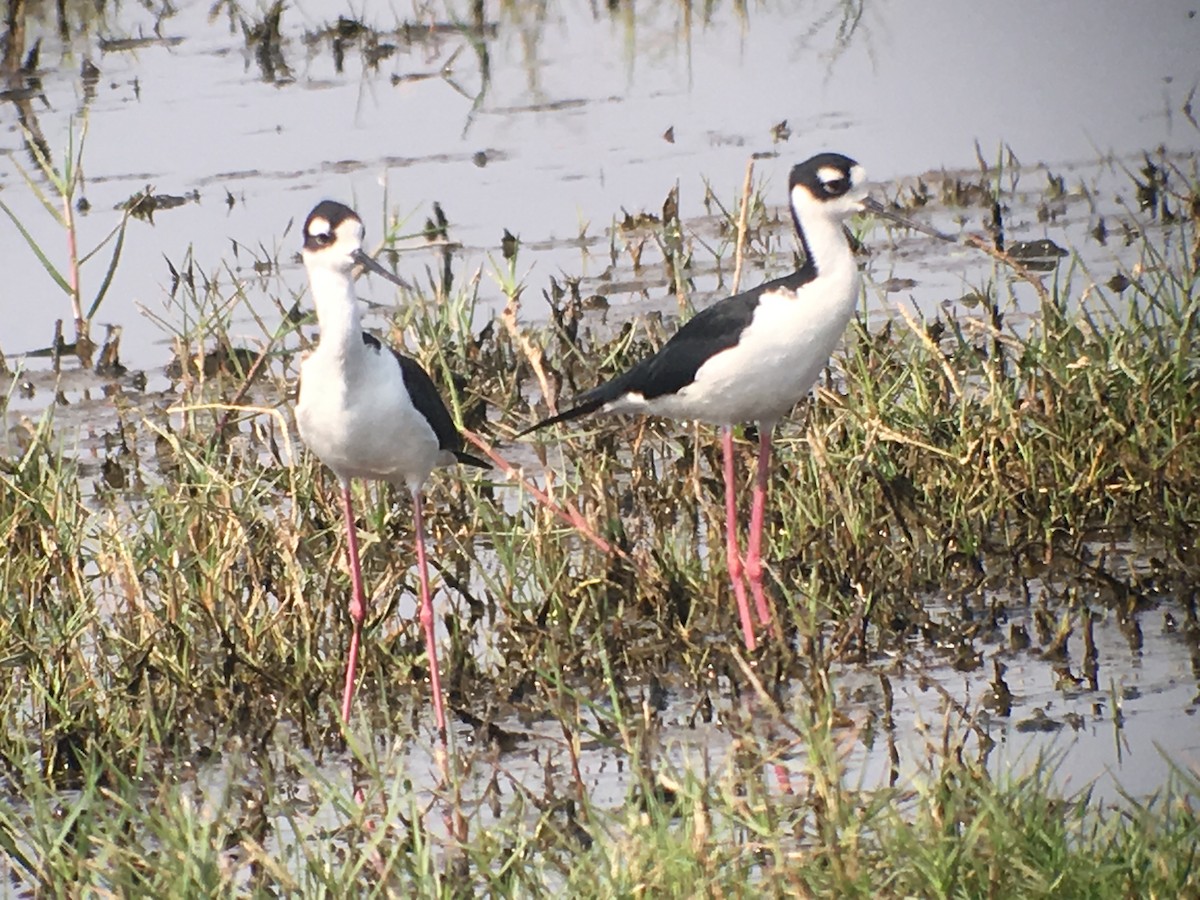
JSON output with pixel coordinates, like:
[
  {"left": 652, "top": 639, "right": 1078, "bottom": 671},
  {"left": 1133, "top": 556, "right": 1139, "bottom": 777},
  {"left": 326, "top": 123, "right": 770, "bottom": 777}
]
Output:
[
  {"left": 520, "top": 153, "right": 897, "bottom": 652},
  {"left": 295, "top": 200, "right": 487, "bottom": 737}
]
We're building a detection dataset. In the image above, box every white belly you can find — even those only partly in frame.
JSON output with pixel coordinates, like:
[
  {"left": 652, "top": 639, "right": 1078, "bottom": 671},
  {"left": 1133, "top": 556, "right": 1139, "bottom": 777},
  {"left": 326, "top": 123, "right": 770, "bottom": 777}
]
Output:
[
  {"left": 631, "top": 270, "right": 859, "bottom": 426},
  {"left": 296, "top": 347, "right": 441, "bottom": 490}
]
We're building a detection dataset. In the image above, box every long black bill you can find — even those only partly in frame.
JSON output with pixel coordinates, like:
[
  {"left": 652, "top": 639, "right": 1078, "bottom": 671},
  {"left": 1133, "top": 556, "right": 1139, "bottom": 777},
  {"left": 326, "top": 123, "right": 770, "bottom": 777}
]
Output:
[
  {"left": 861, "top": 196, "right": 958, "bottom": 244},
  {"left": 353, "top": 248, "right": 412, "bottom": 289}
]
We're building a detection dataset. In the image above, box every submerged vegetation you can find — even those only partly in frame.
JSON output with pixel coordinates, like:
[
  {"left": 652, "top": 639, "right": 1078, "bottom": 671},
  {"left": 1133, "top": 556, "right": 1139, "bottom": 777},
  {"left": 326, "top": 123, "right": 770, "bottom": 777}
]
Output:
[{"left": 2, "top": 0, "right": 1199, "bottom": 896}]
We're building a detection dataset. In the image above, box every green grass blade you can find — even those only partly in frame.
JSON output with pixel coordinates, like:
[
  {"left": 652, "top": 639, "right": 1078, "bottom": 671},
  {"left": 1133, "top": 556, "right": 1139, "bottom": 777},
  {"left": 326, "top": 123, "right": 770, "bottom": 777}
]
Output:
[
  {"left": 7, "top": 155, "right": 66, "bottom": 225},
  {"left": 0, "top": 199, "right": 72, "bottom": 295},
  {"left": 85, "top": 212, "right": 131, "bottom": 321}
]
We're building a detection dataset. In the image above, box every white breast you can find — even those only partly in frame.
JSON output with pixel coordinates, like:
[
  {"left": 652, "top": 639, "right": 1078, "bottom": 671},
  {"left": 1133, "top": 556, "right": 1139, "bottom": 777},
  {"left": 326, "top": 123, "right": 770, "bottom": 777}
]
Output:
[
  {"left": 641, "top": 265, "right": 860, "bottom": 427},
  {"left": 296, "top": 343, "right": 441, "bottom": 491}
]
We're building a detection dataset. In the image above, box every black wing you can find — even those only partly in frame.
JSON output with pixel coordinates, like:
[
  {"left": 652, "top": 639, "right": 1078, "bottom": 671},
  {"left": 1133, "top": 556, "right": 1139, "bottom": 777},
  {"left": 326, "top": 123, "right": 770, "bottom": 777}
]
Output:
[
  {"left": 519, "top": 269, "right": 815, "bottom": 435},
  {"left": 362, "top": 333, "right": 489, "bottom": 469}
]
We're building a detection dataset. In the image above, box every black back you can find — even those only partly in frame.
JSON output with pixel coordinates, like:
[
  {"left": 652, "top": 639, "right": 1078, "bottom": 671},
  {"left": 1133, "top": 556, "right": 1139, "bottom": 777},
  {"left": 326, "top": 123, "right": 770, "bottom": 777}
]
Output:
[
  {"left": 519, "top": 152, "right": 861, "bottom": 435},
  {"left": 362, "top": 333, "right": 489, "bottom": 469},
  {"left": 610, "top": 269, "right": 820, "bottom": 401},
  {"left": 519, "top": 269, "right": 816, "bottom": 434}
]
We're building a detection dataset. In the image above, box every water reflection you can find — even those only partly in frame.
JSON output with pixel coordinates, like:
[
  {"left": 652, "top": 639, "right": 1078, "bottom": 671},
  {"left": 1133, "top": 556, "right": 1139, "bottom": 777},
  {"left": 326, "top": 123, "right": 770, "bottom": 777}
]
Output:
[{"left": 2, "top": 1, "right": 1195, "bottom": 370}]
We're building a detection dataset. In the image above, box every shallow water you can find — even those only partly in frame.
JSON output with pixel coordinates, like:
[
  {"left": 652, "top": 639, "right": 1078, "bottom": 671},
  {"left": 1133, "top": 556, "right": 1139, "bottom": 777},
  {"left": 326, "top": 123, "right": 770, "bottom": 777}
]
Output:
[
  {"left": 189, "top": 571, "right": 1198, "bottom": 861},
  {"left": 450, "top": 578, "right": 1199, "bottom": 804},
  {"left": 1, "top": 0, "right": 1198, "bottom": 857},
  {"left": 2, "top": 0, "right": 1197, "bottom": 370}
]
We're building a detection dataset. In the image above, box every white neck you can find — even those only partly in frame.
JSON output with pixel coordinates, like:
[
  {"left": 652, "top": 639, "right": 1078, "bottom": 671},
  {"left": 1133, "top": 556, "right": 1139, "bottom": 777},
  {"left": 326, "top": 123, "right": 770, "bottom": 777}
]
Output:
[
  {"left": 791, "top": 187, "right": 854, "bottom": 278},
  {"left": 306, "top": 265, "right": 363, "bottom": 356}
]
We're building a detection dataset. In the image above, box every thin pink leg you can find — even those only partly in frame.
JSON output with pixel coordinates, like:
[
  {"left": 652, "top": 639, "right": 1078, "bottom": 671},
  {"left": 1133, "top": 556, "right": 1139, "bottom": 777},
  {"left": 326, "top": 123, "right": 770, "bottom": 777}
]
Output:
[
  {"left": 722, "top": 427, "right": 757, "bottom": 652},
  {"left": 745, "top": 424, "right": 778, "bottom": 636},
  {"left": 411, "top": 488, "right": 448, "bottom": 741},
  {"left": 340, "top": 482, "right": 367, "bottom": 723}
]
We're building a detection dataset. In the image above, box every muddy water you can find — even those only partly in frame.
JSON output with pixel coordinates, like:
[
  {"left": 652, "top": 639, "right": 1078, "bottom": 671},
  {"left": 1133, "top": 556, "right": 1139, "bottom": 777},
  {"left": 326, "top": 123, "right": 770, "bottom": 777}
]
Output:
[
  {"left": 2, "top": 0, "right": 1199, "bottom": 815},
  {"left": 2, "top": 1, "right": 1197, "bottom": 369},
  {"left": 195, "top": 578, "right": 1198, "bottom": 847},
  {"left": 307, "top": 529, "right": 1200, "bottom": 817}
]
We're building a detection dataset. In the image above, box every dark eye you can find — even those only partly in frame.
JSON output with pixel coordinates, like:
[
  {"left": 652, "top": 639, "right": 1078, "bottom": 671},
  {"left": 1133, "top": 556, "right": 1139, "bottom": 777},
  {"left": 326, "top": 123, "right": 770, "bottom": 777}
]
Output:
[
  {"left": 822, "top": 177, "right": 849, "bottom": 196},
  {"left": 311, "top": 231, "right": 334, "bottom": 246}
]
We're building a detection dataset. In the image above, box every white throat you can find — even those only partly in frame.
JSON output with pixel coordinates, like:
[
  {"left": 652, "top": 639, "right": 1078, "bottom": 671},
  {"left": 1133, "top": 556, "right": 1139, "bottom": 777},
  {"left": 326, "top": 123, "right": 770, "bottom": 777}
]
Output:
[
  {"left": 305, "top": 263, "right": 363, "bottom": 354},
  {"left": 791, "top": 187, "right": 855, "bottom": 278}
]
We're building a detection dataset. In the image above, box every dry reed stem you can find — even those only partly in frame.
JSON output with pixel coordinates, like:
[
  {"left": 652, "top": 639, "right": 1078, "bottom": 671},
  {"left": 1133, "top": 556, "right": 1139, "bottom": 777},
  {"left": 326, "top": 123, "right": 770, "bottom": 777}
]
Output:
[
  {"left": 500, "top": 293, "right": 556, "bottom": 415},
  {"left": 731, "top": 157, "right": 755, "bottom": 295},
  {"left": 964, "top": 233, "right": 1051, "bottom": 305},
  {"left": 460, "top": 428, "right": 627, "bottom": 560}
]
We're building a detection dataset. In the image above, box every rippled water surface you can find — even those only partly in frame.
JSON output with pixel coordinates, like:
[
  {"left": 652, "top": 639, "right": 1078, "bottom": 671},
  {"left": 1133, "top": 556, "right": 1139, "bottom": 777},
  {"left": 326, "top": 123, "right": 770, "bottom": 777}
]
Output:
[
  {"left": 3, "top": 0, "right": 1197, "bottom": 366},
  {"left": 1, "top": 0, "right": 1198, "bottom": 840}
]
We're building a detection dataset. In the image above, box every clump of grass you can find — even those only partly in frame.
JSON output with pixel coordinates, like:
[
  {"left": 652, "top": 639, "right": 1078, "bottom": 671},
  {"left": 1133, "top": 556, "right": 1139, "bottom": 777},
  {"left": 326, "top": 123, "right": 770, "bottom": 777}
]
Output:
[
  {"left": 0, "top": 116, "right": 132, "bottom": 367},
  {"left": 553, "top": 699, "right": 1200, "bottom": 898},
  {"left": 4, "top": 625, "right": 1196, "bottom": 896}
]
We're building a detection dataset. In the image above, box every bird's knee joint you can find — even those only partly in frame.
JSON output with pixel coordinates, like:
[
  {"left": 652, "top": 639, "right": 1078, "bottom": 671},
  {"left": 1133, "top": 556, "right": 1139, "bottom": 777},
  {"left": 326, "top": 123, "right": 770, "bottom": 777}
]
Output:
[{"left": 745, "top": 557, "right": 764, "bottom": 582}]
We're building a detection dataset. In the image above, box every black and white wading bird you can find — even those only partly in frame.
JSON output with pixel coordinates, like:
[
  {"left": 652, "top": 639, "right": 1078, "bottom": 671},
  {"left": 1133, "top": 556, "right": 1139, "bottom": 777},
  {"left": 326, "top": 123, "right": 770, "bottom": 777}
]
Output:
[
  {"left": 295, "top": 200, "right": 487, "bottom": 735},
  {"left": 520, "top": 153, "right": 907, "bottom": 652}
]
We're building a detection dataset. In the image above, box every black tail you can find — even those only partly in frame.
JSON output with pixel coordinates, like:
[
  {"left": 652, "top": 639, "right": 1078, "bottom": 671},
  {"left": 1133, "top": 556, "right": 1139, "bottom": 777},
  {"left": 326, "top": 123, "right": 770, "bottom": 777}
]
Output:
[
  {"left": 453, "top": 450, "right": 492, "bottom": 469},
  {"left": 515, "top": 364, "right": 642, "bottom": 438},
  {"left": 514, "top": 394, "right": 610, "bottom": 438}
]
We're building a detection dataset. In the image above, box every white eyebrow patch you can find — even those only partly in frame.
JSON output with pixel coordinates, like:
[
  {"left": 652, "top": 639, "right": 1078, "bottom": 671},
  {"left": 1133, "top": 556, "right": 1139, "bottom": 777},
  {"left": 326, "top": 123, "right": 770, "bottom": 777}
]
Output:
[
  {"left": 817, "top": 166, "right": 844, "bottom": 185},
  {"left": 307, "top": 216, "right": 331, "bottom": 237}
]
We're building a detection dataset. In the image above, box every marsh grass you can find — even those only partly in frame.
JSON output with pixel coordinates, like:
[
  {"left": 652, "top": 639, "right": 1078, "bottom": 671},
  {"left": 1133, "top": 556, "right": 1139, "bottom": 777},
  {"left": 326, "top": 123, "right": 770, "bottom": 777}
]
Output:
[
  {"left": 2, "top": 153, "right": 1199, "bottom": 894},
  {"left": 0, "top": 115, "right": 132, "bottom": 367}
]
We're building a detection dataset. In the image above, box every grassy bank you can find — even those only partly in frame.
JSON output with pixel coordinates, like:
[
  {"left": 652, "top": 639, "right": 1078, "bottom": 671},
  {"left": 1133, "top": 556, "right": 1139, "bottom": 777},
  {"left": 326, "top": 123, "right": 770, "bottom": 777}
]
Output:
[{"left": 1, "top": 152, "right": 1198, "bottom": 895}]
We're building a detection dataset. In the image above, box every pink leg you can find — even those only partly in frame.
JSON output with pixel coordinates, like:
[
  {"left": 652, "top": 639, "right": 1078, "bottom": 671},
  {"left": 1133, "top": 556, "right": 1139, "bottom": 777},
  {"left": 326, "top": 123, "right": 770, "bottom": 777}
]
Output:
[
  {"left": 745, "top": 425, "right": 778, "bottom": 636},
  {"left": 411, "top": 488, "right": 448, "bottom": 741},
  {"left": 340, "top": 482, "right": 367, "bottom": 723},
  {"left": 722, "top": 427, "right": 757, "bottom": 652}
]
